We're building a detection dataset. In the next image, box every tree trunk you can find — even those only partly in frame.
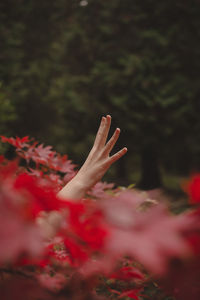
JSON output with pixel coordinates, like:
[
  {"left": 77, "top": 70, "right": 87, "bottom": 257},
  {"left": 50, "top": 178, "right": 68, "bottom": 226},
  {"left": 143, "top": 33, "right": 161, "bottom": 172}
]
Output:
[
  {"left": 116, "top": 157, "right": 128, "bottom": 186},
  {"left": 138, "top": 146, "right": 162, "bottom": 190}
]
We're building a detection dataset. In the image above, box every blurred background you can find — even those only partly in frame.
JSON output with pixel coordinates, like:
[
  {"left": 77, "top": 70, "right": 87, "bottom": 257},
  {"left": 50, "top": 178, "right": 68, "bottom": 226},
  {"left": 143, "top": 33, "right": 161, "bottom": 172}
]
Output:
[{"left": 0, "top": 0, "right": 200, "bottom": 192}]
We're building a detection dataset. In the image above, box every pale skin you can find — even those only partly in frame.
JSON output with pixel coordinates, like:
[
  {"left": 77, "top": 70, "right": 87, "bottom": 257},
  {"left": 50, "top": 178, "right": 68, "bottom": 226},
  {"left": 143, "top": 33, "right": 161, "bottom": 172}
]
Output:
[
  {"left": 37, "top": 115, "right": 127, "bottom": 237},
  {"left": 57, "top": 114, "right": 127, "bottom": 200}
]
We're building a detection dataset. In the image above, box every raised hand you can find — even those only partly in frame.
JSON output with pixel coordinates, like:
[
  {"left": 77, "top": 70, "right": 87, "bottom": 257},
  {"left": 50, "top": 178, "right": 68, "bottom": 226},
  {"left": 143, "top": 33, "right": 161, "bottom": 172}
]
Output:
[{"left": 58, "top": 115, "right": 127, "bottom": 200}]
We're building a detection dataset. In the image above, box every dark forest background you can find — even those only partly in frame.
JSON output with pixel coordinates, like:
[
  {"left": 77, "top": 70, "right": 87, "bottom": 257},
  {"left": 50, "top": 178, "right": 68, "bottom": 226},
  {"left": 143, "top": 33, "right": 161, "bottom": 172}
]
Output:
[{"left": 1, "top": 0, "right": 200, "bottom": 190}]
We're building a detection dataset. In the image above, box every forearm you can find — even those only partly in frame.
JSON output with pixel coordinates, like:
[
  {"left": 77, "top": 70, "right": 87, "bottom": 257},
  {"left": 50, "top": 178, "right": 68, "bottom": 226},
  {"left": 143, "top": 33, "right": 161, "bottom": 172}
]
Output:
[{"left": 57, "top": 176, "right": 88, "bottom": 200}]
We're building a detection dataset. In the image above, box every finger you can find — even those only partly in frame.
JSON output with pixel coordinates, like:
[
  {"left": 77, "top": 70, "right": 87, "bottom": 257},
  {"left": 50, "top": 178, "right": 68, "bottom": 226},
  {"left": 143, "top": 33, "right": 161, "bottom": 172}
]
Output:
[
  {"left": 93, "top": 116, "right": 106, "bottom": 148},
  {"left": 100, "top": 114, "right": 112, "bottom": 146},
  {"left": 103, "top": 127, "right": 120, "bottom": 155},
  {"left": 108, "top": 147, "right": 128, "bottom": 164},
  {"left": 94, "top": 115, "right": 111, "bottom": 148}
]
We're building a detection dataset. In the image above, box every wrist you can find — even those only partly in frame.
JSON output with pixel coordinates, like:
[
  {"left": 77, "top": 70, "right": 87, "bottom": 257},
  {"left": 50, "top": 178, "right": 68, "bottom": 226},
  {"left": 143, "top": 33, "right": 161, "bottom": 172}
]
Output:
[{"left": 57, "top": 176, "right": 88, "bottom": 200}]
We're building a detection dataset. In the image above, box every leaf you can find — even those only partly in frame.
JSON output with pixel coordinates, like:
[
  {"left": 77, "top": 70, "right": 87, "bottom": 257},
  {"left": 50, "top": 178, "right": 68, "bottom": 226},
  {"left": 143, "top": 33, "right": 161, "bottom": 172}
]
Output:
[
  {"left": 34, "top": 144, "right": 54, "bottom": 165},
  {"left": 37, "top": 273, "right": 67, "bottom": 292},
  {"left": 118, "top": 288, "right": 141, "bottom": 299},
  {"left": 110, "top": 266, "right": 144, "bottom": 281},
  {"left": 104, "top": 199, "right": 192, "bottom": 274},
  {"left": 87, "top": 181, "right": 115, "bottom": 199},
  {"left": 185, "top": 174, "right": 200, "bottom": 204},
  {"left": 0, "top": 136, "right": 30, "bottom": 148}
]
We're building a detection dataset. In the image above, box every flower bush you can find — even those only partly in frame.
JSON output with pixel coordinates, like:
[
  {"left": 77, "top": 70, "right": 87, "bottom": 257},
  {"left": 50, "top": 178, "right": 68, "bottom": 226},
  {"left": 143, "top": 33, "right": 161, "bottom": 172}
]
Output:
[{"left": 0, "top": 136, "right": 200, "bottom": 300}]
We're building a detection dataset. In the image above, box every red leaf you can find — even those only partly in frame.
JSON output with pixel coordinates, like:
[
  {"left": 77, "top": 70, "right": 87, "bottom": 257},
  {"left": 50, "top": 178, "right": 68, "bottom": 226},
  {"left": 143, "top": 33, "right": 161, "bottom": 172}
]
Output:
[
  {"left": 105, "top": 203, "right": 192, "bottom": 275},
  {"left": 0, "top": 135, "right": 30, "bottom": 148},
  {"left": 186, "top": 174, "right": 200, "bottom": 204},
  {"left": 64, "top": 237, "right": 88, "bottom": 266},
  {"left": 110, "top": 266, "right": 144, "bottom": 281},
  {"left": 87, "top": 181, "right": 115, "bottom": 199},
  {"left": 118, "top": 288, "right": 141, "bottom": 299},
  {"left": 66, "top": 201, "right": 108, "bottom": 250}
]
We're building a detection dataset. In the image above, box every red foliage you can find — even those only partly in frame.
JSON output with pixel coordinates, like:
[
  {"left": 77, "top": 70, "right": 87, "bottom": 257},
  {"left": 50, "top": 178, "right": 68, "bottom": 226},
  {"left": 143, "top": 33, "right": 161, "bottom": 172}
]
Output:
[
  {"left": 0, "top": 135, "right": 77, "bottom": 192},
  {"left": 110, "top": 266, "right": 144, "bottom": 281},
  {"left": 65, "top": 201, "right": 108, "bottom": 250},
  {"left": 0, "top": 135, "right": 30, "bottom": 148},
  {"left": 1, "top": 136, "right": 200, "bottom": 300},
  {"left": 118, "top": 289, "right": 142, "bottom": 300},
  {"left": 0, "top": 173, "right": 44, "bottom": 263},
  {"left": 14, "top": 172, "right": 68, "bottom": 218},
  {"left": 185, "top": 174, "right": 200, "bottom": 204}
]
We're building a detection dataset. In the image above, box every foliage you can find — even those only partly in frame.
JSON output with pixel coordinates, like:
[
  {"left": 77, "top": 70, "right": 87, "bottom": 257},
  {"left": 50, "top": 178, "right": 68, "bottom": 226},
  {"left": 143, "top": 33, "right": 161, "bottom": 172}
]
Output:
[{"left": 0, "top": 136, "right": 200, "bottom": 300}]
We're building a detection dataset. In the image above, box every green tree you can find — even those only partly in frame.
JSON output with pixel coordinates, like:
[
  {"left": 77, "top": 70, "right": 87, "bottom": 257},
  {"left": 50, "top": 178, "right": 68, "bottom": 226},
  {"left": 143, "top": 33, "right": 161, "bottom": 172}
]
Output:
[{"left": 47, "top": 0, "right": 200, "bottom": 188}]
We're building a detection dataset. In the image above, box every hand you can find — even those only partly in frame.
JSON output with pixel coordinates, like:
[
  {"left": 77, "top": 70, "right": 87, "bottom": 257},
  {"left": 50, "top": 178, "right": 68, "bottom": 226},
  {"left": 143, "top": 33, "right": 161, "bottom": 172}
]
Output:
[{"left": 58, "top": 115, "right": 127, "bottom": 200}]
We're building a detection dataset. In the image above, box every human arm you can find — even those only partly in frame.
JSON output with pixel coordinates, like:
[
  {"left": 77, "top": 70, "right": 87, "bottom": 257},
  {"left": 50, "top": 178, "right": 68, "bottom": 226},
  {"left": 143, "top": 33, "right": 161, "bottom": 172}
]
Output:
[{"left": 57, "top": 115, "right": 127, "bottom": 200}]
